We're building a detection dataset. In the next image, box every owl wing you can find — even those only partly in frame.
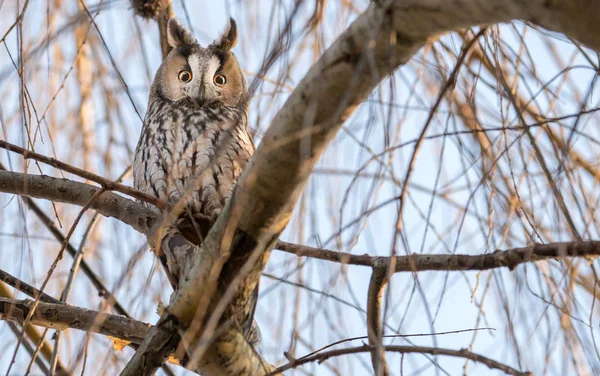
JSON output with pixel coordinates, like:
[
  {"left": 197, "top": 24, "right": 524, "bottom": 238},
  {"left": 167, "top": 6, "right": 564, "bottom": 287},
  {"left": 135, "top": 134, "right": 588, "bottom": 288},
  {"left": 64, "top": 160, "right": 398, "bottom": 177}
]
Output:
[{"left": 178, "top": 118, "right": 254, "bottom": 243}]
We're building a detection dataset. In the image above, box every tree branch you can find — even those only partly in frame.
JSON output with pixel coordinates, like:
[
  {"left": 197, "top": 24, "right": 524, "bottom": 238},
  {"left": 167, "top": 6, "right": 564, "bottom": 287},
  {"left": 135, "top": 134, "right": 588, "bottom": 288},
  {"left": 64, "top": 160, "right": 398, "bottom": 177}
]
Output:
[
  {"left": 0, "top": 284, "right": 68, "bottom": 375},
  {"left": 0, "top": 140, "right": 166, "bottom": 209},
  {"left": 268, "top": 344, "right": 531, "bottom": 376},
  {"left": 276, "top": 240, "right": 600, "bottom": 272},
  {"left": 0, "top": 297, "right": 152, "bottom": 346},
  {"left": 0, "top": 171, "right": 157, "bottom": 234},
  {"left": 0, "top": 269, "right": 62, "bottom": 305},
  {"left": 367, "top": 265, "right": 390, "bottom": 376}
]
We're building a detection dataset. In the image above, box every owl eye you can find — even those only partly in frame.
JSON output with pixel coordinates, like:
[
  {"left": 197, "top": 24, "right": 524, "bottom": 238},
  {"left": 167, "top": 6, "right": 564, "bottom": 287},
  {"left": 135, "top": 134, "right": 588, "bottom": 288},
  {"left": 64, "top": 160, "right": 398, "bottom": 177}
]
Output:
[
  {"left": 178, "top": 70, "right": 192, "bottom": 82},
  {"left": 213, "top": 74, "right": 227, "bottom": 85}
]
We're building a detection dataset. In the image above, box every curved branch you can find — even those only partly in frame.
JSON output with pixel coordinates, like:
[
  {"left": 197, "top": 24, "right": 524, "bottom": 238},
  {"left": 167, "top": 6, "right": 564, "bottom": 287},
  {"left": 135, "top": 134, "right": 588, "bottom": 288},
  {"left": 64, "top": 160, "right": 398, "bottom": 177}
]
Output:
[
  {"left": 367, "top": 265, "right": 390, "bottom": 376},
  {"left": 0, "top": 171, "right": 158, "bottom": 234},
  {"left": 268, "top": 344, "right": 531, "bottom": 376}
]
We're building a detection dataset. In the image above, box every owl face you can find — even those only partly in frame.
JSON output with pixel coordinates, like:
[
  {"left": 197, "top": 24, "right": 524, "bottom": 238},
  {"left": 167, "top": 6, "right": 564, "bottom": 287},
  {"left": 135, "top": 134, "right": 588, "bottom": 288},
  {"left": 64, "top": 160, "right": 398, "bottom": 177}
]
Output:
[{"left": 152, "top": 18, "right": 247, "bottom": 109}]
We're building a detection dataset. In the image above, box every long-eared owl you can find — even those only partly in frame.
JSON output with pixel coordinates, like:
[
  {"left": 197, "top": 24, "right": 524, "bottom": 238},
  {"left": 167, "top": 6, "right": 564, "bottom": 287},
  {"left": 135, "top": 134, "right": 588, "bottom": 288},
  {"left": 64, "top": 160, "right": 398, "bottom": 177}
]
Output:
[{"left": 133, "top": 18, "right": 254, "bottom": 286}]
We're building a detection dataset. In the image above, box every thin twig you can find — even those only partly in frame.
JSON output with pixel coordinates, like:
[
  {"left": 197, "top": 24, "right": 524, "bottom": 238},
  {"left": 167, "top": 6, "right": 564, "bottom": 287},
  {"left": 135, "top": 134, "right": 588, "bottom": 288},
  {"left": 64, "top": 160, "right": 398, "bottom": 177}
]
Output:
[
  {"left": 5, "top": 321, "right": 49, "bottom": 374},
  {"left": 297, "top": 327, "right": 496, "bottom": 360},
  {"left": 50, "top": 213, "right": 100, "bottom": 375},
  {"left": 269, "top": 344, "right": 531, "bottom": 376}
]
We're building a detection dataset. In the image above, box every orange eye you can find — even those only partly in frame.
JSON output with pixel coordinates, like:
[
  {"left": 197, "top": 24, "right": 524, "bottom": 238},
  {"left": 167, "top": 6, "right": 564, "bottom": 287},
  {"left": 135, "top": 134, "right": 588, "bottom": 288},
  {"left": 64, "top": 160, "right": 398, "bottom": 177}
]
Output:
[
  {"left": 213, "top": 74, "right": 226, "bottom": 85},
  {"left": 178, "top": 70, "right": 192, "bottom": 82}
]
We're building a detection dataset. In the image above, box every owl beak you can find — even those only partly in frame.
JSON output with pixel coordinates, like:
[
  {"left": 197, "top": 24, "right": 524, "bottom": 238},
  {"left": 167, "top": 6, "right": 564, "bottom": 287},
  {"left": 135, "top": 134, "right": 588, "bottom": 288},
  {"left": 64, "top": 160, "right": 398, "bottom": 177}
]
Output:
[{"left": 194, "top": 86, "right": 205, "bottom": 107}]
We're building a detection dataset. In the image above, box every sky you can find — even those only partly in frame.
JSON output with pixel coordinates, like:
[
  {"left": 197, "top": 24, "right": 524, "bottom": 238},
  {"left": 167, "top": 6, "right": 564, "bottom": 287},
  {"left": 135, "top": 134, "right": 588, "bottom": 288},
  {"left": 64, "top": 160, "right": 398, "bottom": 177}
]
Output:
[{"left": 1, "top": 0, "right": 600, "bottom": 375}]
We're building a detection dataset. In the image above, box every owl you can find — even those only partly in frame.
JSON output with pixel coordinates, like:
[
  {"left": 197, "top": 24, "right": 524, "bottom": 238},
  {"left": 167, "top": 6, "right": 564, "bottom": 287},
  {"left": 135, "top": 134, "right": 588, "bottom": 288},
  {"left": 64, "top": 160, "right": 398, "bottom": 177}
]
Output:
[
  {"left": 134, "top": 17, "right": 253, "bottom": 267},
  {"left": 133, "top": 18, "right": 258, "bottom": 341}
]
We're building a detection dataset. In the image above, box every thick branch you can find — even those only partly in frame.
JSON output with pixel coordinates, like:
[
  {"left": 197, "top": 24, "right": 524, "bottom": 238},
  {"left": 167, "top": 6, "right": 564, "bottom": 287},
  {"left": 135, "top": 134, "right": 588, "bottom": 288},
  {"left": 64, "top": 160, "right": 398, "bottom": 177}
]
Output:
[
  {"left": 0, "top": 298, "right": 151, "bottom": 345},
  {"left": 0, "top": 171, "right": 157, "bottom": 234},
  {"left": 0, "top": 140, "right": 166, "bottom": 209},
  {"left": 277, "top": 240, "right": 600, "bottom": 272}
]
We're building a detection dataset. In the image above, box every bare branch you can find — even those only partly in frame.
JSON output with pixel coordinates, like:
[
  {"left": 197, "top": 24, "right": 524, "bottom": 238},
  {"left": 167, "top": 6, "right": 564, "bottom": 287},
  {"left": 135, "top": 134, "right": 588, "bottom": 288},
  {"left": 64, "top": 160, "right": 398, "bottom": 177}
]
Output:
[
  {"left": 276, "top": 240, "right": 600, "bottom": 272},
  {"left": 0, "top": 140, "right": 166, "bottom": 209},
  {"left": 367, "top": 265, "right": 390, "bottom": 376},
  {"left": 0, "top": 269, "right": 62, "bottom": 304},
  {"left": 0, "top": 278, "right": 175, "bottom": 376},
  {"left": 0, "top": 298, "right": 152, "bottom": 345},
  {"left": 269, "top": 344, "right": 531, "bottom": 376},
  {"left": 0, "top": 171, "right": 158, "bottom": 234},
  {"left": 4, "top": 321, "right": 50, "bottom": 374}
]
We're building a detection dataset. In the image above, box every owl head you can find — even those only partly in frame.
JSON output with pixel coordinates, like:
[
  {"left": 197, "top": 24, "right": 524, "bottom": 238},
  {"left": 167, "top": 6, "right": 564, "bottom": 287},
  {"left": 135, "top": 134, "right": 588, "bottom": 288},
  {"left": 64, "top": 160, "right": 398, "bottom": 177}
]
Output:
[{"left": 151, "top": 18, "right": 247, "bottom": 109}]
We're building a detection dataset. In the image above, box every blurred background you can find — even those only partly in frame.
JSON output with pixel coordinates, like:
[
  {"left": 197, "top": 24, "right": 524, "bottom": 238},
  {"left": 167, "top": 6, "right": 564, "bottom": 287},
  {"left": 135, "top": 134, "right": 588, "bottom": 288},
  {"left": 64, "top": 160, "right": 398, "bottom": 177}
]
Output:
[{"left": 1, "top": 0, "right": 599, "bottom": 375}]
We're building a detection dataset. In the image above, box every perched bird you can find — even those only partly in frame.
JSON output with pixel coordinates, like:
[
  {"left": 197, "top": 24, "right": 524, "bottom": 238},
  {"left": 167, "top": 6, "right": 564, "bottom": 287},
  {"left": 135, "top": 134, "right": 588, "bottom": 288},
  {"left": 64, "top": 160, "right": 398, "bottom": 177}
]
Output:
[{"left": 133, "top": 18, "right": 259, "bottom": 343}]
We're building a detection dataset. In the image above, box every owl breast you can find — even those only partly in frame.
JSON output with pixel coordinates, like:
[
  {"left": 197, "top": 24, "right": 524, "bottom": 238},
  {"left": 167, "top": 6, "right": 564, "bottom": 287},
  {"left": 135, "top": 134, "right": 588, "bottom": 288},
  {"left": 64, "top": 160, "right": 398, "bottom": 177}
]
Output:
[{"left": 133, "top": 98, "right": 254, "bottom": 233}]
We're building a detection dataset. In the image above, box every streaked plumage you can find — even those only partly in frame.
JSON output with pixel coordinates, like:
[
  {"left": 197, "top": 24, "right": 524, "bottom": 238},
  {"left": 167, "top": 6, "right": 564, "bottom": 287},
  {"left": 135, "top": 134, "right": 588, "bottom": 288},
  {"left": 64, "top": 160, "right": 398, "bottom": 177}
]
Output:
[
  {"left": 134, "top": 17, "right": 252, "bottom": 244},
  {"left": 133, "top": 18, "right": 259, "bottom": 344}
]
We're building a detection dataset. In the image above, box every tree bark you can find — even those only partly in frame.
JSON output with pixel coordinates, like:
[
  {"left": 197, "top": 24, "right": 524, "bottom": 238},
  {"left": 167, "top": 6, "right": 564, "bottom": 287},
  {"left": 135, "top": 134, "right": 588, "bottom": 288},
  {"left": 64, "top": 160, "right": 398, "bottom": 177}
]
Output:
[
  {"left": 277, "top": 240, "right": 600, "bottom": 272},
  {"left": 0, "top": 298, "right": 151, "bottom": 345},
  {"left": 0, "top": 171, "right": 157, "bottom": 234}
]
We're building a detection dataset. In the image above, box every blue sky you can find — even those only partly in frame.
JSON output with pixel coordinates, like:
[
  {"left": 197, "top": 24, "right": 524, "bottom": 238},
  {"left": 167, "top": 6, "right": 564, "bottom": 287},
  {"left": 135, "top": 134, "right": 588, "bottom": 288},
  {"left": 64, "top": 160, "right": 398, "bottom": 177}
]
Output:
[{"left": 1, "top": 1, "right": 600, "bottom": 375}]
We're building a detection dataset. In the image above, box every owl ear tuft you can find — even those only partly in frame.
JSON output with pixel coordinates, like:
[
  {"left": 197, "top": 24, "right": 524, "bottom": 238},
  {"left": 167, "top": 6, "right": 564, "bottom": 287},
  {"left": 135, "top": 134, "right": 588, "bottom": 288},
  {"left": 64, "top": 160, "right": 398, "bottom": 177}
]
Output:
[
  {"left": 167, "top": 18, "right": 197, "bottom": 48},
  {"left": 213, "top": 18, "right": 238, "bottom": 51}
]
